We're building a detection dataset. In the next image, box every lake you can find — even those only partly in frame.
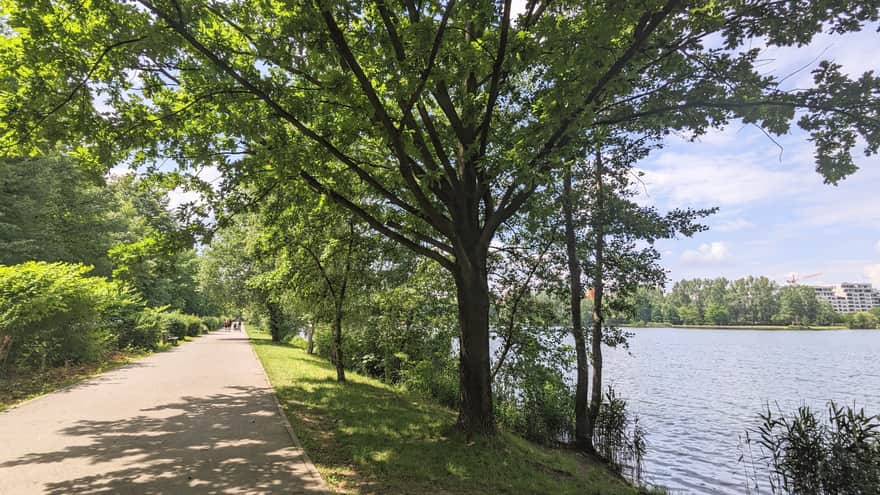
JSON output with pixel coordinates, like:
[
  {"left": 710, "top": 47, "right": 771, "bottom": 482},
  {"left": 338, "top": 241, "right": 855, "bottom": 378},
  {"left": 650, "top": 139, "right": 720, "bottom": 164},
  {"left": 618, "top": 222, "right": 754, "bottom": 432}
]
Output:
[{"left": 596, "top": 327, "right": 880, "bottom": 494}]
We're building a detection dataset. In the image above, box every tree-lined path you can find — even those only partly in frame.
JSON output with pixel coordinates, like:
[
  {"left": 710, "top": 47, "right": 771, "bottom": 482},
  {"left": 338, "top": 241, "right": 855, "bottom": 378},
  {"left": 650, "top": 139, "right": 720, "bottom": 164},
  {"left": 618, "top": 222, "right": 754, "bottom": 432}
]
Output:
[{"left": 0, "top": 331, "right": 328, "bottom": 494}]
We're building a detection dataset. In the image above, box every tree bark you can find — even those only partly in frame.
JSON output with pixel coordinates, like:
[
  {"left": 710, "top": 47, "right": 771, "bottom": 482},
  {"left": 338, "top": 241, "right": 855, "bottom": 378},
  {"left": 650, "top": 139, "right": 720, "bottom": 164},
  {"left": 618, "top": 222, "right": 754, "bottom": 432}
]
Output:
[
  {"left": 267, "top": 299, "right": 283, "bottom": 342},
  {"left": 306, "top": 320, "right": 315, "bottom": 355},
  {"left": 452, "top": 243, "right": 495, "bottom": 435},
  {"left": 332, "top": 305, "right": 346, "bottom": 382},
  {"left": 563, "top": 164, "right": 591, "bottom": 452},
  {"left": 586, "top": 151, "right": 605, "bottom": 443}
]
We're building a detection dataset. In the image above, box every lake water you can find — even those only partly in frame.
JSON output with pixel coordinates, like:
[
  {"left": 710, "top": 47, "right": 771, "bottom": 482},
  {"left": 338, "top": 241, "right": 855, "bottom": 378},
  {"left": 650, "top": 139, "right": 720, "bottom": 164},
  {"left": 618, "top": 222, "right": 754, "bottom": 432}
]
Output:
[{"left": 596, "top": 327, "right": 880, "bottom": 494}]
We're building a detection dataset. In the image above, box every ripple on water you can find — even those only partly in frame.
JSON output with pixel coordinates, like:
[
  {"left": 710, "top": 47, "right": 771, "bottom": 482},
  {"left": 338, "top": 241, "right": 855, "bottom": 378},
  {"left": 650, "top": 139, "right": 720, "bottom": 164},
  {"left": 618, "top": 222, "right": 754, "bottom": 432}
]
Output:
[{"left": 585, "top": 327, "right": 880, "bottom": 494}]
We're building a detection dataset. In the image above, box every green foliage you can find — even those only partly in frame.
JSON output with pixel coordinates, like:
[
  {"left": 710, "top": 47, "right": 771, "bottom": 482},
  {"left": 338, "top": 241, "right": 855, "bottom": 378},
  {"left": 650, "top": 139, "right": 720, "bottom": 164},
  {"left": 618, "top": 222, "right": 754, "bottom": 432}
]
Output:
[
  {"left": 250, "top": 327, "right": 643, "bottom": 495},
  {"left": 593, "top": 387, "right": 648, "bottom": 485},
  {"left": 157, "top": 311, "right": 201, "bottom": 340},
  {"left": 845, "top": 311, "right": 878, "bottom": 329},
  {"left": 399, "top": 356, "right": 459, "bottom": 409},
  {"left": 624, "top": 277, "right": 846, "bottom": 327},
  {"left": 0, "top": 262, "right": 123, "bottom": 369},
  {"left": 3, "top": 0, "right": 880, "bottom": 435},
  {"left": 0, "top": 156, "right": 121, "bottom": 274},
  {"left": 201, "top": 316, "right": 221, "bottom": 331},
  {"left": 743, "top": 403, "right": 880, "bottom": 494},
  {"left": 495, "top": 365, "right": 574, "bottom": 447}
]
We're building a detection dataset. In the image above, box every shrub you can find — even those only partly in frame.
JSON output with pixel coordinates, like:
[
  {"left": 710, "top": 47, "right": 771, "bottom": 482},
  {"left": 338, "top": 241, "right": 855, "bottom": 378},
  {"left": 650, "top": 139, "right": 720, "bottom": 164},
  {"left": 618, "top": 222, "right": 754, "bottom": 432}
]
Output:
[
  {"left": 494, "top": 365, "right": 574, "bottom": 447},
  {"left": 593, "top": 387, "right": 647, "bottom": 483},
  {"left": 183, "top": 314, "right": 205, "bottom": 337},
  {"left": 846, "top": 311, "right": 878, "bottom": 329},
  {"left": 161, "top": 311, "right": 190, "bottom": 340},
  {"left": 202, "top": 316, "right": 221, "bottom": 331},
  {"left": 124, "top": 306, "right": 165, "bottom": 351},
  {"left": 400, "top": 356, "right": 459, "bottom": 408},
  {"left": 742, "top": 402, "right": 880, "bottom": 494},
  {"left": 0, "top": 262, "right": 123, "bottom": 370}
]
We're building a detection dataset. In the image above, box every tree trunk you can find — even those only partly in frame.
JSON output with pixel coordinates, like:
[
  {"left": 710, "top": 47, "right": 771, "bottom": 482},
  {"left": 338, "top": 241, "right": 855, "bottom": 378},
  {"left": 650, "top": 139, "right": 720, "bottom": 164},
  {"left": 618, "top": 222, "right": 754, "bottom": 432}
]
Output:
[
  {"left": 453, "top": 246, "right": 495, "bottom": 436},
  {"left": 332, "top": 305, "right": 346, "bottom": 382},
  {"left": 587, "top": 151, "right": 605, "bottom": 443},
  {"left": 563, "top": 165, "right": 591, "bottom": 452},
  {"left": 267, "top": 299, "right": 283, "bottom": 342},
  {"left": 306, "top": 320, "right": 315, "bottom": 355}
]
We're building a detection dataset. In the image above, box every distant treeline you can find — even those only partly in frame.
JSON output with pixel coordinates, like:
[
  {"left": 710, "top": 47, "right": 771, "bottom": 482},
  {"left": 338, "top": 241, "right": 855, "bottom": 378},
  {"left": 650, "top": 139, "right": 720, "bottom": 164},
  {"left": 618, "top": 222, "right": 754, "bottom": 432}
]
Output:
[{"left": 617, "top": 276, "right": 879, "bottom": 328}]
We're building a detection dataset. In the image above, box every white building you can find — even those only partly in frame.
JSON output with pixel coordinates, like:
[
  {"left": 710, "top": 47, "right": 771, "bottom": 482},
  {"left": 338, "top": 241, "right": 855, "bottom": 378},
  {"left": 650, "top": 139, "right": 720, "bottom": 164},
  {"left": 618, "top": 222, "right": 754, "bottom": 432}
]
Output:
[{"left": 811, "top": 283, "right": 880, "bottom": 313}]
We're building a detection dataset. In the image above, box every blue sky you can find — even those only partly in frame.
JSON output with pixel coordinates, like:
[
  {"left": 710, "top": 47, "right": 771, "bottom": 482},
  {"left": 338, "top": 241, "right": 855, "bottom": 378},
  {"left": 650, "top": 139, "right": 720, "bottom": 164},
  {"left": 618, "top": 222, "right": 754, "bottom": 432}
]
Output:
[{"left": 636, "top": 25, "right": 880, "bottom": 285}]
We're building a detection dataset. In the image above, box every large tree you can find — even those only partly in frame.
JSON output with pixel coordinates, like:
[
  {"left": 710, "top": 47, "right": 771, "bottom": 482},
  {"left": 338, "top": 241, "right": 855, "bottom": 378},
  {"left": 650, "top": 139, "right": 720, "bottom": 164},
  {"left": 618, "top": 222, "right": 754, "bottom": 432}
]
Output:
[{"left": 2, "top": 0, "right": 879, "bottom": 434}]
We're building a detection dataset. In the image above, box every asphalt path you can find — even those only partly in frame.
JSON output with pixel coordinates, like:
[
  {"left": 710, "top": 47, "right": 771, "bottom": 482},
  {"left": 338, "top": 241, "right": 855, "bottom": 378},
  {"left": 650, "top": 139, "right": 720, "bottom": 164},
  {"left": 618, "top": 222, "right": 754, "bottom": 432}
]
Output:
[{"left": 0, "top": 330, "right": 328, "bottom": 494}]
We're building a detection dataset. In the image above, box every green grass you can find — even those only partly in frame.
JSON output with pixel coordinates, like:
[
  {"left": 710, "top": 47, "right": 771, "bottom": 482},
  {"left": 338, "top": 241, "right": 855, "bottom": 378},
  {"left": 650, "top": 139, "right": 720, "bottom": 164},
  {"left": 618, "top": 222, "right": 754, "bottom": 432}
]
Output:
[{"left": 248, "top": 327, "right": 654, "bottom": 495}]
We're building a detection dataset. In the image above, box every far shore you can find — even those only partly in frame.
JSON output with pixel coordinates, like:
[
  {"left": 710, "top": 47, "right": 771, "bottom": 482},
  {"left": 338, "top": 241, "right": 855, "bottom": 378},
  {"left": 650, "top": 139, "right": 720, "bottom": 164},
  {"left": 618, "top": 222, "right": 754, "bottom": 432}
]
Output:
[{"left": 621, "top": 323, "right": 858, "bottom": 331}]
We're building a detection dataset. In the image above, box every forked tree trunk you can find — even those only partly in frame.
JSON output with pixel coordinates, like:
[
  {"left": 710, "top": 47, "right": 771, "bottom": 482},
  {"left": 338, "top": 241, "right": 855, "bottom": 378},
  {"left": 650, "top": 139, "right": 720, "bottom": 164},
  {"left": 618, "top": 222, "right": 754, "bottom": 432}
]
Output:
[
  {"left": 563, "top": 165, "right": 591, "bottom": 452},
  {"left": 453, "top": 245, "right": 495, "bottom": 435}
]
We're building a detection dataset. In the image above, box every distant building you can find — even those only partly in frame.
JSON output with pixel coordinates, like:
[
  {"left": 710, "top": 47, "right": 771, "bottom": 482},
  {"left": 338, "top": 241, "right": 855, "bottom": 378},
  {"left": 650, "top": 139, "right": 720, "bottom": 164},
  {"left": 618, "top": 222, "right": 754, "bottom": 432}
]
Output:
[{"left": 810, "top": 283, "right": 880, "bottom": 313}]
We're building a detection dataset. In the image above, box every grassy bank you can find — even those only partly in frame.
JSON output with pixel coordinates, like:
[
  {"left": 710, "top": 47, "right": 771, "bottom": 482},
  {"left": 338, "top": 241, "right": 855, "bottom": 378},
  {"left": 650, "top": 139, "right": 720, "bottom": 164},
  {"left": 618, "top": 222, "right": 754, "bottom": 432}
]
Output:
[
  {"left": 248, "top": 327, "right": 654, "bottom": 495},
  {"left": 0, "top": 348, "right": 158, "bottom": 411}
]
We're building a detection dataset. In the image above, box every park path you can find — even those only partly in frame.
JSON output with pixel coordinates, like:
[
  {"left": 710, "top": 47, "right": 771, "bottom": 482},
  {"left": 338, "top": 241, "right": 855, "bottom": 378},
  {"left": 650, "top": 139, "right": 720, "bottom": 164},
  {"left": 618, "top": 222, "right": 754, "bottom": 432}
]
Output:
[{"left": 0, "top": 330, "right": 329, "bottom": 495}]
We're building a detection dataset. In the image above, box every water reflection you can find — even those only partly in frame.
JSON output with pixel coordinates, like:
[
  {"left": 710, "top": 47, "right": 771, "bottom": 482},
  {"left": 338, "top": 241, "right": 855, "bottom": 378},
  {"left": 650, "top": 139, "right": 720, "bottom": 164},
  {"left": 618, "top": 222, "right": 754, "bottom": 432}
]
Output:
[{"left": 591, "top": 328, "right": 880, "bottom": 494}]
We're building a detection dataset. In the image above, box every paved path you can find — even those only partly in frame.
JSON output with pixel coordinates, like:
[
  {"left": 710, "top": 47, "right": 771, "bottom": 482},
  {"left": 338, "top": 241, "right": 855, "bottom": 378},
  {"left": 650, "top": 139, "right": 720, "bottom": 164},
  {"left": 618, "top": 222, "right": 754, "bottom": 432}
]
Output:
[{"left": 0, "top": 331, "right": 329, "bottom": 494}]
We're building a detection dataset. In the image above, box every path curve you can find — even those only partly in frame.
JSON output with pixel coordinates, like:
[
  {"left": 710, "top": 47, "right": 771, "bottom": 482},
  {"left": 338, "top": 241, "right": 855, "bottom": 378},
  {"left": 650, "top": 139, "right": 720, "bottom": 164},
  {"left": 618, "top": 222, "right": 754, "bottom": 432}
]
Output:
[{"left": 0, "top": 331, "right": 329, "bottom": 494}]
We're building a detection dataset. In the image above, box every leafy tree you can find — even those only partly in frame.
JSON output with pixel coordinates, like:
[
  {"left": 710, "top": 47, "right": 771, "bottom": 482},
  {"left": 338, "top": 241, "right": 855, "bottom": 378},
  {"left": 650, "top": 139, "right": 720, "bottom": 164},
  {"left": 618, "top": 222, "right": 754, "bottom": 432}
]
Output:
[
  {"left": 561, "top": 141, "right": 709, "bottom": 452},
  {"left": 3, "top": 0, "right": 879, "bottom": 433},
  {"left": 0, "top": 155, "right": 119, "bottom": 274},
  {"left": 704, "top": 302, "right": 730, "bottom": 325},
  {"left": 107, "top": 175, "right": 205, "bottom": 311},
  {"left": 847, "top": 311, "right": 878, "bottom": 329},
  {"left": 776, "top": 285, "right": 821, "bottom": 326}
]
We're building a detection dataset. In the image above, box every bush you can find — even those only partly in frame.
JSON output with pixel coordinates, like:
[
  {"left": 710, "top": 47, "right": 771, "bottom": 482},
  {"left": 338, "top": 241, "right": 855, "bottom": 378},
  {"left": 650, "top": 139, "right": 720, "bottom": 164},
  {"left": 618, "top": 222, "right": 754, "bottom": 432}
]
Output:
[
  {"left": 184, "top": 314, "right": 206, "bottom": 337},
  {"left": 400, "top": 356, "right": 459, "bottom": 408},
  {"left": 846, "top": 311, "right": 878, "bottom": 329},
  {"left": 592, "top": 387, "right": 647, "bottom": 483},
  {"left": 494, "top": 364, "right": 574, "bottom": 446},
  {"left": 202, "top": 316, "right": 221, "bottom": 331},
  {"left": 742, "top": 402, "right": 880, "bottom": 494},
  {"left": 161, "top": 311, "right": 190, "bottom": 340},
  {"left": 123, "top": 306, "right": 165, "bottom": 351},
  {"left": 0, "top": 262, "right": 124, "bottom": 370}
]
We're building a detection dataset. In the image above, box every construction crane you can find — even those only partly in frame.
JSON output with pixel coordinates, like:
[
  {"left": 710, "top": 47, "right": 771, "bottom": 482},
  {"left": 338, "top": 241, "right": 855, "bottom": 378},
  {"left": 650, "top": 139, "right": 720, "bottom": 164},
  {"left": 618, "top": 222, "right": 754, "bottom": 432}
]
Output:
[{"left": 786, "top": 272, "right": 822, "bottom": 286}]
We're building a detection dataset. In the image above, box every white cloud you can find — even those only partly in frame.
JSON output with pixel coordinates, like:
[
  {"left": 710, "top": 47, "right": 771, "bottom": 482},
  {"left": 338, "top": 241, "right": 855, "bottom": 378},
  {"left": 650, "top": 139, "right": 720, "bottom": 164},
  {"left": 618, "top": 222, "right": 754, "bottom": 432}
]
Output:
[
  {"left": 638, "top": 152, "right": 815, "bottom": 208},
  {"left": 714, "top": 218, "right": 754, "bottom": 233},
  {"left": 875, "top": 241, "right": 880, "bottom": 254},
  {"left": 167, "top": 187, "right": 201, "bottom": 211},
  {"left": 681, "top": 242, "right": 731, "bottom": 264},
  {"left": 865, "top": 265, "right": 880, "bottom": 287}
]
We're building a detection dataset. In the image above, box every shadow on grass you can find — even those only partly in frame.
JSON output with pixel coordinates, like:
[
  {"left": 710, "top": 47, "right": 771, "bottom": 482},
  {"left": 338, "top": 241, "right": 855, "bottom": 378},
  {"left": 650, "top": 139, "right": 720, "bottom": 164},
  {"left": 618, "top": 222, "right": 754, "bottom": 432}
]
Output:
[
  {"left": 250, "top": 334, "right": 635, "bottom": 495},
  {"left": 0, "top": 384, "right": 327, "bottom": 494}
]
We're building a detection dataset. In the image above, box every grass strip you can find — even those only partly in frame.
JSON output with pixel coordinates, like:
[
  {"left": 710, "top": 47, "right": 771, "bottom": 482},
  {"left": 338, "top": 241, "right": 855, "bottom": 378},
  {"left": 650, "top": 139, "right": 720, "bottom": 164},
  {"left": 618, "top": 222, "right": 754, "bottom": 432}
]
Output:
[{"left": 248, "top": 326, "right": 654, "bottom": 495}]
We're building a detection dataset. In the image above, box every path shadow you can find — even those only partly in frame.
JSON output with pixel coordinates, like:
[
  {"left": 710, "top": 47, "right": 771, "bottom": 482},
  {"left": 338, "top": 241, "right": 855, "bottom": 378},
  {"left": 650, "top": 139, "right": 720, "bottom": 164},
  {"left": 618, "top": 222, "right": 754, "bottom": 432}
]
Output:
[{"left": 2, "top": 385, "right": 326, "bottom": 494}]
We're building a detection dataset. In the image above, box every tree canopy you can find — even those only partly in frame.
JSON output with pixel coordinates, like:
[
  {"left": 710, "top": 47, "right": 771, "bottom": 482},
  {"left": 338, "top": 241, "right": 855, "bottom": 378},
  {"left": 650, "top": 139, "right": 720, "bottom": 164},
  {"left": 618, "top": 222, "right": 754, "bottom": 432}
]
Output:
[{"left": 2, "top": 0, "right": 878, "bottom": 434}]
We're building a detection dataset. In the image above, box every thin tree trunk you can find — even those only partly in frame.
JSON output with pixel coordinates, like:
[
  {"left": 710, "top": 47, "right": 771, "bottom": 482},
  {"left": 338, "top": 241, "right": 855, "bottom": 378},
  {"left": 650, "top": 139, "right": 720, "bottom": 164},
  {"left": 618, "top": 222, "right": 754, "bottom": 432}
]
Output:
[
  {"left": 332, "top": 304, "right": 346, "bottom": 382},
  {"left": 453, "top": 245, "right": 495, "bottom": 435},
  {"left": 267, "top": 299, "right": 283, "bottom": 342},
  {"left": 587, "top": 151, "right": 605, "bottom": 443},
  {"left": 563, "top": 164, "right": 591, "bottom": 452},
  {"left": 306, "top": 320, "right": 315, "bottom": 355}
]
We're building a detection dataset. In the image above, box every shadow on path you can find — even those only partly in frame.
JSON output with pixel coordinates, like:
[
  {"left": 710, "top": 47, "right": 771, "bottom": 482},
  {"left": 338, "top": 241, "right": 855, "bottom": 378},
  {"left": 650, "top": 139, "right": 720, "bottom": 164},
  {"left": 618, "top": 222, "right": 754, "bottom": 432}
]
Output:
[{"left": 2, "top": 385, "right": 325, "bottom": 494}]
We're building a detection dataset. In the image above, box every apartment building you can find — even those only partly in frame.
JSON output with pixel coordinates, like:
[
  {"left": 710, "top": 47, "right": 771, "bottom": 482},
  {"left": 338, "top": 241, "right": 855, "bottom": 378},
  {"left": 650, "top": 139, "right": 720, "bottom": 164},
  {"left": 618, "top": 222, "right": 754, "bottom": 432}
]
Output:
[{"left": 811, "top": 283, "right": 880, "bottom": 313}]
